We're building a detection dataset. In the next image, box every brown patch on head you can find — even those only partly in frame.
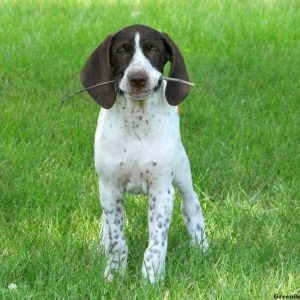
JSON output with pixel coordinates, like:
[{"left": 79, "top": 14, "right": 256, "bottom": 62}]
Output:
[{"left": 80, "top": 24, "right": 190, "bottom": 108}]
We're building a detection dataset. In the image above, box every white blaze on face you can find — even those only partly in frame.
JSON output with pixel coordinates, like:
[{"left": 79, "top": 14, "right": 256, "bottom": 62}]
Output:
[{"left": 119, "top": 33, "right": 162, "bottom": 95}]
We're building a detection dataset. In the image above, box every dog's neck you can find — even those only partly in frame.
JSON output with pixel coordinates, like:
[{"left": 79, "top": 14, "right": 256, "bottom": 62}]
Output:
[
  {"left": 104, "top": 82, "right": 179, "bottom": 139},
  {"left": 112, "top": 82, "right": 170, "bottom": 116}
]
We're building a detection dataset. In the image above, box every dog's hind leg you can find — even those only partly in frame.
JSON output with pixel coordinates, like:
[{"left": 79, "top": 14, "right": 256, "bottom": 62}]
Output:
[{"left": 173, "top": 144, "right": 209, "bottom": 252}]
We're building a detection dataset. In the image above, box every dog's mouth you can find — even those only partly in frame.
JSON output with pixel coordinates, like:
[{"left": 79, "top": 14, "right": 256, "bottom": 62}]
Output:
[
  {"left": 127, "top": 90, "right": 151, "bottom": 100},
  {"left": 120, "top": 78, "right": 162, "bottom": 100}
]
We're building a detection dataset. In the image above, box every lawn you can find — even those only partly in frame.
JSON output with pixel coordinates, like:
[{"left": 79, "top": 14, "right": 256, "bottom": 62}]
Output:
[{"left": 0, "top": 0, "right": 299, "bottom": 299}]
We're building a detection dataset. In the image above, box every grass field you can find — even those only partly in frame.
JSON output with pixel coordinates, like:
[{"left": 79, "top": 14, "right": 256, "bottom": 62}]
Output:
[{"left": 1, "top": 0, "right": 299, "bottom": 298}]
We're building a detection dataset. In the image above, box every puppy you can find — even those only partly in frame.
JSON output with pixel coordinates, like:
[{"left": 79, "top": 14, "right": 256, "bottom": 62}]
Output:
[{"left": 80, "top": 24, "right": 208, "bottom": 283}]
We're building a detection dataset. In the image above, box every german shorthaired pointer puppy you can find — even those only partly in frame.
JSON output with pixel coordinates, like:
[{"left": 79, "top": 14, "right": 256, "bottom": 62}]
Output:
[{"left": 80, "top": 24, "right": 208, "bottom": 283}]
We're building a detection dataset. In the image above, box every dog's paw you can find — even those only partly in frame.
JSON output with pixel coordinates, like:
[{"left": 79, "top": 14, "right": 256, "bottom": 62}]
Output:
[
  {"left": 142, "top": 252, "right": 165, "bottom": 284},
  {"left": 103, "top": 249, "right": 128, "bottom": 282},
  {"left": 191, "top": 231, "right": 209, "bottom": 254}
]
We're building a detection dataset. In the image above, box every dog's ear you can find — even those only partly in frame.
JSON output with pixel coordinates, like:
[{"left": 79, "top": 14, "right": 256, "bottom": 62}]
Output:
[
  {"left": 161, "top": 33, "right": 190, "bottom": 106},
  {"left": 80, "top": 35, "right": 116, "bottom": 109}
]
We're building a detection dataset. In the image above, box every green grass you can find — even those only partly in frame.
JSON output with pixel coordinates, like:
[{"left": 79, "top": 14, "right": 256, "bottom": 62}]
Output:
[{"left": 1, "top": 0, "right": 299, "bottom": 298}]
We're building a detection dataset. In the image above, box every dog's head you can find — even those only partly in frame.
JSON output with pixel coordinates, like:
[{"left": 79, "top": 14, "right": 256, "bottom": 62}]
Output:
[{"left": 80, "top": 24, "right": 190, "bottom": 109}]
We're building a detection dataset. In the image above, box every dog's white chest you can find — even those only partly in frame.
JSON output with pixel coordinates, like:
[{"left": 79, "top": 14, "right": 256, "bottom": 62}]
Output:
[{"left": 94, "top": 93, "right": 179, "bottom": 194}]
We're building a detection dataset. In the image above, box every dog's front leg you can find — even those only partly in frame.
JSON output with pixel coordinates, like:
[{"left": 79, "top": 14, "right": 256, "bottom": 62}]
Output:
[
  {"left": 99, "top": 180, "right": 128, "bottom": 281},
  {"left": 142, "top": 184, "right": 175, "bottom": 283}
]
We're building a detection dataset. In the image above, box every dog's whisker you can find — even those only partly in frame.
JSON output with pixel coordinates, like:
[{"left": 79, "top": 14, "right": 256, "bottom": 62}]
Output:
[
  {"left": 114, "top": 82, "right": 121, "bottom": 93},
  {"left": 61, "top": 80, "right": 115, "bottom": 104},
  {"left": 114, "top": 80, "right": 123, "bottom": 94},
  {"left": 114, "top": 86, "right": 120, "bottom": 94},
  {"left": 161, "top": 76, "right": 195, "bottom": 87}
]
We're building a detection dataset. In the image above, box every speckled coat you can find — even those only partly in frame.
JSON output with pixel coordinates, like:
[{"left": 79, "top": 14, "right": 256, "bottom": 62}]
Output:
[{"left": 80, "top": 24, "right": 208, "bottom": 283}]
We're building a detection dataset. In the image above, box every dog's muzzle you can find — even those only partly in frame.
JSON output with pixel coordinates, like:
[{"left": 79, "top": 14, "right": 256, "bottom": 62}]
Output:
[{"left": 119, "top": 75, "right": 162, "bottom": 99}]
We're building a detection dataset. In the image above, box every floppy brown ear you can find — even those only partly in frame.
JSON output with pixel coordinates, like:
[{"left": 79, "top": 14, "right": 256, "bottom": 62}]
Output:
[
  {"left": 80, "top": 35, "right": 116, "bottom": 109},
  {"left": 161, "top": 33, "right": 190, "bottom": 105}
]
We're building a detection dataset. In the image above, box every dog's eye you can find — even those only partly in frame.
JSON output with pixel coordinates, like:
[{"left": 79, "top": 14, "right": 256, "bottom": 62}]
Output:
[
  {"left": 117, "top": 48, "right": 128, "bottom": 56},
  {"left": 147, "top": 47, "right": 159, "bottom": 55}
]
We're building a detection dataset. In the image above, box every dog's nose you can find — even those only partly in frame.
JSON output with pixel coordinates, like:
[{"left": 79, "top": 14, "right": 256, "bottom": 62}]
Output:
[{"left": 128, "top": 72, "right": 148, "bottom": 88}]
